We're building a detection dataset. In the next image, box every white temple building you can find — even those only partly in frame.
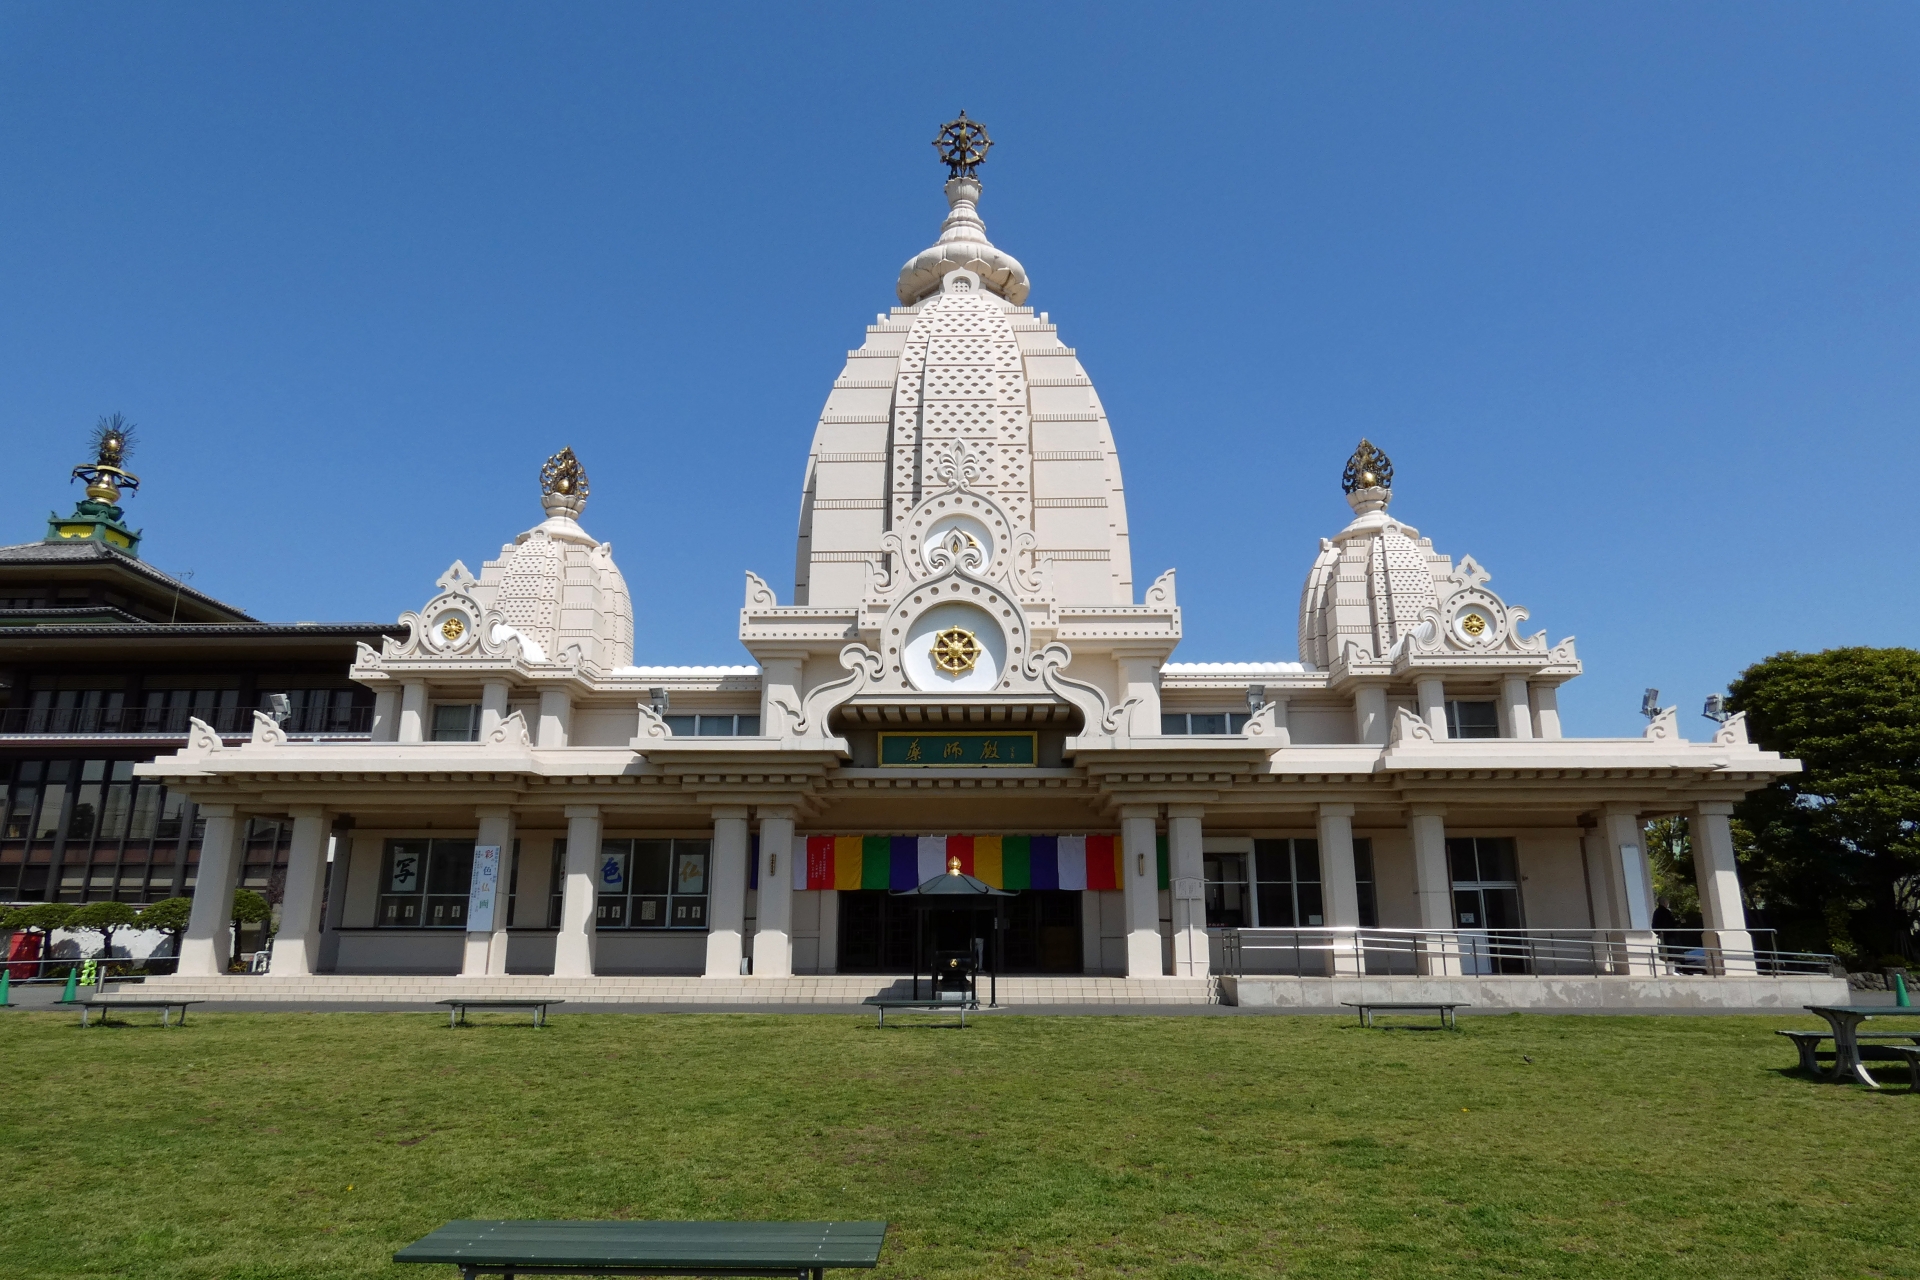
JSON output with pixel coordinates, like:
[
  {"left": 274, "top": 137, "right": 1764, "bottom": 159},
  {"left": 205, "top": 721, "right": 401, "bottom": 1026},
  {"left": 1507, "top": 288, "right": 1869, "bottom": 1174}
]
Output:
[{"left": 134, "top": 118, "right": 1838, "bottom": 1008}]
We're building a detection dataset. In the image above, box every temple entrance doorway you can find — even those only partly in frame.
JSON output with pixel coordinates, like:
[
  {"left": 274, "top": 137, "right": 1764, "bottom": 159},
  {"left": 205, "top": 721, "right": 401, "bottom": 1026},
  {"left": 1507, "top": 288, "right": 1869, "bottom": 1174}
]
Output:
[{"left": 837, "top": 889, "right": 1082, "bottom": 973}]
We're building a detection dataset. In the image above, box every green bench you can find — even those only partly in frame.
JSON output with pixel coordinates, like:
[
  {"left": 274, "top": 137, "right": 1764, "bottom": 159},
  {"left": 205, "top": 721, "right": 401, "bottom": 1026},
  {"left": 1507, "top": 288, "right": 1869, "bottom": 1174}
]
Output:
[
  {"left": 437, "top": 999, "right": 563, "bottom": 1029},
  {"left": 69, "top": 998, "right": 202, "bottom": 1028},
  {"left": 394, "top": 1219, "right": 888, "bottom": 1279},
  {"left": 1342, "top": 1001, "right": 1467, "bottom": 1030},
  {"left": 1776, "top": 1029, "right": 1920, "bottom": 1075}
]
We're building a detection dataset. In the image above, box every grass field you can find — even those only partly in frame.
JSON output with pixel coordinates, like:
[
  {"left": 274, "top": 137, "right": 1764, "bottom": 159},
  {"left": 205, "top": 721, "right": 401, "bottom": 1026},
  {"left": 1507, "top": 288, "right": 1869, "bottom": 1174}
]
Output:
[{"left": 1, "top": 1009, "right": 1916, "bottom": 1279}]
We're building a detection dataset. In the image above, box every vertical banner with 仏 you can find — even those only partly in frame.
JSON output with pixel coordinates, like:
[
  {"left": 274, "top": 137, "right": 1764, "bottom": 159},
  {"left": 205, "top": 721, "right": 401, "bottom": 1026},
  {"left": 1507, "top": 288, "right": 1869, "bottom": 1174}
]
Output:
[{"left": 467, "top": 845, "right": 503, "bottom": 932}]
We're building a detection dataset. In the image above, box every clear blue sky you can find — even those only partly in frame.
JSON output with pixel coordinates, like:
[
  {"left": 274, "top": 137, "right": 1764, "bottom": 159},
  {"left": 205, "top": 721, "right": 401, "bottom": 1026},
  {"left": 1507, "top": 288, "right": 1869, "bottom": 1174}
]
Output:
[{"left": 4, "top": 4, "right": 1915, "bottom": 736}]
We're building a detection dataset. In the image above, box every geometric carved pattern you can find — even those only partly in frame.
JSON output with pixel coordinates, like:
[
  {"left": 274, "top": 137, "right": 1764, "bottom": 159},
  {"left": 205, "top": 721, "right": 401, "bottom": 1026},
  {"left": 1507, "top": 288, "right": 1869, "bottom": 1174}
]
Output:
[{"left": 891, "top": 286, "right": 1032, "bottom": 531}]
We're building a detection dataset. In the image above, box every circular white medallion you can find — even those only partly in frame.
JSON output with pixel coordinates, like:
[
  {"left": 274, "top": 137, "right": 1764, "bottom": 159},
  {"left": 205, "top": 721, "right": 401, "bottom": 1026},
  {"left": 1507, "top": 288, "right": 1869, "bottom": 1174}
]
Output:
[{"left": 902, "top": 602, "right": 1005, "bottom": 692}]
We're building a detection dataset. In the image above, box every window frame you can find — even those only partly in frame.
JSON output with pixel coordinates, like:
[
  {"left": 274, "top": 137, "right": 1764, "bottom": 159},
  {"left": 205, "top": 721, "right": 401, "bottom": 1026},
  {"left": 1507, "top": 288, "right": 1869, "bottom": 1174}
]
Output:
[{"left": 593, "top": 837, "right": 712, "bottom": 931}]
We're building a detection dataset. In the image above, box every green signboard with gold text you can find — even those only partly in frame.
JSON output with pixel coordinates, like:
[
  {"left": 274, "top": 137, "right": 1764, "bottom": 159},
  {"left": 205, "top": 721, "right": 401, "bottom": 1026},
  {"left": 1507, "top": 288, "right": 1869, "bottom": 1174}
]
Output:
[{"left": 878, "top": 731, "right": 1037, "bottom": 768}]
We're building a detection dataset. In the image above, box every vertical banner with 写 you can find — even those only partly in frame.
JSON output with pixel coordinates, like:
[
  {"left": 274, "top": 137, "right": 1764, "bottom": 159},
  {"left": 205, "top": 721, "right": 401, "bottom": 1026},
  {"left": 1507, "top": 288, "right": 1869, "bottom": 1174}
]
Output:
[{"left": 467, "top": 845, "right": 503, "bottom": 932}]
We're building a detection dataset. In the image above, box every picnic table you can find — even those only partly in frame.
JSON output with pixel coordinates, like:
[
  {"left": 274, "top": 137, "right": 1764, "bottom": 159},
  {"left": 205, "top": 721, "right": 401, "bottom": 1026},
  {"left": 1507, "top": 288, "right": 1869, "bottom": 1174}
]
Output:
[
  {"left": 1804, "top": 1005, "right": 1920, "bottom": 1087},
  {"left": 1342, "top": 1001, "right": 1467, "bottom": 1030},
  {"left": 866, "top": 998, "right": 975, "bottom": 1028},
  {"left": 69, "top": 998, "right": 202, "bottom": 1028},
  {"left": 437, "top": 999, "right": 562, "bottom": 1029},
  {"left": 394, "top": 1219, "right": 888, "bottom": 1279}
]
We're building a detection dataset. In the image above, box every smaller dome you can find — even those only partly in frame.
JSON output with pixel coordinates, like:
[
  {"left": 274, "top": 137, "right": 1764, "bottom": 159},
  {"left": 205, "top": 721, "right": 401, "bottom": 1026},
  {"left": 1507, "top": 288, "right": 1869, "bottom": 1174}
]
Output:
[
  {"left": 898, "top": 177, "right": 1030, "bottom": 306},
  {"left": 1298, "top": 443, "right": 1447, "bottom": 667}
]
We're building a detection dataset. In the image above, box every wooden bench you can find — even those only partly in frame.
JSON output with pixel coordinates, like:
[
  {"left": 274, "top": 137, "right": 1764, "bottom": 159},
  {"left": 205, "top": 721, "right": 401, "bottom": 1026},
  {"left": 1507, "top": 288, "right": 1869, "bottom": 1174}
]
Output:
[
  {"left": 437, "top": 999, "right": 563, "bottom": 1030},
  {"left": 70, "top": 999, "right": 202, "bottom": 1029},
  {"left": 867, "top": 999, "right": 974, "bottom": 1028},
  {"left": 394, "top": 1218, "right": 888, "bottom": 1279},
  {"left": 1776, "top": 1029, "right": 1920, "bottom": 1075},
  {"left": 1342, "top": 1001, "right": 1467, "bottom": 1030}
]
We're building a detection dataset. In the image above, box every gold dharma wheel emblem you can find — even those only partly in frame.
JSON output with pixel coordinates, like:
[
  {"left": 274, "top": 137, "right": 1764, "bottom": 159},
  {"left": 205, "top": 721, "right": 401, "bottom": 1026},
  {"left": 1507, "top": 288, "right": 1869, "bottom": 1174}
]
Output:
[
  {"left": 1460, "top": 612, "right": 1487, "bottom": 637},
  {"left": 930, "top": 626, "right": 983, "bottom": 674},
  {"left": 439, "top": 615, "right": 466, "bottom": 643}
]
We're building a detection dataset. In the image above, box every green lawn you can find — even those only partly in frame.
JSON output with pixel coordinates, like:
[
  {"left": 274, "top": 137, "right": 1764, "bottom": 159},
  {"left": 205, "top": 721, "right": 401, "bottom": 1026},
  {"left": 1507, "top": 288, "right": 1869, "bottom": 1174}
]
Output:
[{"left": 1, "top": 1009, "right": 1915, "bottom": 1279}]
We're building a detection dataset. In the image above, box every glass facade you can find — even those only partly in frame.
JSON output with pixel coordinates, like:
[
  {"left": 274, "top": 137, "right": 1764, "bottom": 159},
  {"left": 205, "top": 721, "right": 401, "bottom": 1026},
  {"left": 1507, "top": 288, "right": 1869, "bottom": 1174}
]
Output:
[
  {"left": 1161, "top": 712, "right": 1253, "bottom": 735},
  {"left": 594, "top": 838, "right": 709, "bottom": 930},
  {"left": 0, "top": 756, "right": 290, "bottom": 904},
  {"left": 377, "top": 838, "right": 476, "bottom": 927},
  {"left": 660, "top": 714, "right": 760, "bottom": 736},
  {"left": 1445, "top": 700, "right": 1500, "bottom": 739}
]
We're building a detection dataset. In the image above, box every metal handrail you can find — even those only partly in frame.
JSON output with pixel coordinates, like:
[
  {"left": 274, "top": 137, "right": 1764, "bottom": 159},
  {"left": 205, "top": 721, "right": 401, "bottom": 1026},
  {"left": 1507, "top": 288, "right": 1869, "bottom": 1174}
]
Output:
[{"left": 1215, "top": 926, "right": 1840, "bottom": 979}]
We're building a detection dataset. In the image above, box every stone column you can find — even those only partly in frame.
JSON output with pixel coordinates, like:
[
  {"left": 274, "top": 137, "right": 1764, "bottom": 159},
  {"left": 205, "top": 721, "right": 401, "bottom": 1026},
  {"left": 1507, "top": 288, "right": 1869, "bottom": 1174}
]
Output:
[
  {"left": 704, "top": 806, "right": 751, "bottom": 978},
  {"left": 537, "top": 690, "right": 572, "bottom": 748},
  {"left": 1115, "top": 651, "right": 1164, "bottom": 739},
  {"left": 753, "top": 808, "right": 796, "bottom": 977},
  {"left": 479, "top": 681, "right": 510, "bottom": 740},
  {"left": 398, "top": 680, "right": 427, "bottom": 743},
  {"left": 1416, "top": 678, "right": 1447, "bottom": 738},
  {"left": 1692, "top": 802, "right": 1756, "bottom": 974},
  {"left": 269, "top": 806, "right": 330, "bottom": 976},
  {"left": 371, "top": 689, "right": 399, "bottom": 742},
  {"left": 1120, "top": 806, "right": 1163, "bottom": 978},
  {"left": 1166, "top": 805, "right": 1207, "bottom": 979},
  {"left": 1409, "top": 805, "right": 1458, "bottom": 975},
  {"left": 177, "top": 804, "right": 243, "bottom": 977},
  {"left": 1530, "top": 683, "right": 1562, "bottom": 739},
  {"left": 1602, "top": 803, "right": 1659, "bottom": 975},
  {"left": 553, "top": 804, "right": 601, "bottom": 977},
  {"left": 1354, "top": 685, "right": 1389, "bottom": 746},
  {"left": 1318, "top": 803, "right": 1364, "bottom": 976},
  {"left": 464, "top": 806, "right": 514, "bottom": 977},
  {"left": 1499, "top": 674, "right": 1534, "bottom": 740}
]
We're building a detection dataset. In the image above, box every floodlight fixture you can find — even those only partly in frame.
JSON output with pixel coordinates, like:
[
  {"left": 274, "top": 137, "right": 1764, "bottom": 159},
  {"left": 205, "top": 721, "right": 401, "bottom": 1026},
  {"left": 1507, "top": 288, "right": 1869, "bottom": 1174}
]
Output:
[{"left": 1640, "top": 688, "right": 1661, "bottom": 721}]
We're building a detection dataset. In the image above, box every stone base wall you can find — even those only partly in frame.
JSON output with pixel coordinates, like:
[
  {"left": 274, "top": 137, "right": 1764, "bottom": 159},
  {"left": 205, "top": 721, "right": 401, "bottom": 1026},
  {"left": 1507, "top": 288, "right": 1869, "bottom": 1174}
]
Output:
[{"left": 1219, "top": 974, "right": 1849, "bottom": 1010}]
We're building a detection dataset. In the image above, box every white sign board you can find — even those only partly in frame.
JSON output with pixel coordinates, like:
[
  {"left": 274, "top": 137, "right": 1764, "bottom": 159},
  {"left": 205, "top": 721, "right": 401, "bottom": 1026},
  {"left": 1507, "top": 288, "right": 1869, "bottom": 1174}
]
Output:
[{"left": 467, "top": 844, "right": 503, "bottom": 932}]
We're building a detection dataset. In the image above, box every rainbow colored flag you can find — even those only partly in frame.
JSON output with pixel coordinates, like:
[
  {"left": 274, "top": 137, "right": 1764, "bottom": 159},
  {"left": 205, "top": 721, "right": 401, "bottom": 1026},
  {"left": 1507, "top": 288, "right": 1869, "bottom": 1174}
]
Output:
[{"left": 790, "top": 835, "right": 1167, "bottom": 892}]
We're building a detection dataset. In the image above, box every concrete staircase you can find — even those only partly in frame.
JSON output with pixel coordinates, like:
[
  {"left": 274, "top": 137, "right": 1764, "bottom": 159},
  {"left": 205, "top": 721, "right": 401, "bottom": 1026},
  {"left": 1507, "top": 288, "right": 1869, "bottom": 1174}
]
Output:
[{"left": 121, "top": 973, "right": 1218, "bottom": 1006}]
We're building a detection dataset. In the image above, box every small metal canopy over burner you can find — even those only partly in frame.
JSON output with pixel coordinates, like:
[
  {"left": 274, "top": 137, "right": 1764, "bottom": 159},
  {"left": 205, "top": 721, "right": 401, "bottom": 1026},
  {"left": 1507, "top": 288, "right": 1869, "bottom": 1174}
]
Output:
[{"left": 891, "top": 853, "right": 1016, "bottom": 1007}]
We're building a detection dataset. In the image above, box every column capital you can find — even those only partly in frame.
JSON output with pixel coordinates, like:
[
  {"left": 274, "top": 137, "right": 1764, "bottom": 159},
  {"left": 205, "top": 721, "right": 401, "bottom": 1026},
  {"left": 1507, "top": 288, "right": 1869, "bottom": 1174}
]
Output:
[
  {"left": 711, "top": 805, "right": 751, "bottom": 822},
  {"left": 1318, "top": 802, "right": 1356, "bottom": 819},
  {"left": 1166, "top": 804, "right": 1205, "bottom": 820},
  {"left": 474, "top": 804, "right": 513, "bottom": 821},
  {"left": 1600, "top": 801, "right": 1643, "bottom": 818},
  {"left": 756, "top": 805, "right": 795, "bottom": 822},
  {"left": 287, "top": 804, "right": 329, "bottom": 821},
  {"left": 1408, "top": 804, "right": 1446, "bottom": 819},
  {"left": 196, "top": 802, "right": 237, "bottom": 819},
  {"left": 563, "top": 804, "right": 601, "bottom": 820},
  {"left": 1118, "top": 804, "right": 1161, "bottom": 822},
  {"left": 1693, "top": 801, "right": 1736, "bottom": 818}
]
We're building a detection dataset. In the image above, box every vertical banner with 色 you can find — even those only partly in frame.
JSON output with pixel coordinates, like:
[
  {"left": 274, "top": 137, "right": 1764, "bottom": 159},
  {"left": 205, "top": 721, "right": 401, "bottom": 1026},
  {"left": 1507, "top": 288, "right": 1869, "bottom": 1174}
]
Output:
[{"left": 467, "top": 845, "right": 503, "bottom": 932}]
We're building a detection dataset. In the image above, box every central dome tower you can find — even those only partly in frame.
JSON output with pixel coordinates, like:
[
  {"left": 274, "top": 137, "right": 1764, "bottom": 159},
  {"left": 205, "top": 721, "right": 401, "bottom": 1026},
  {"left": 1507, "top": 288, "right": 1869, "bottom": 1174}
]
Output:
[{"left": 791, "top": 115, "right": 1135, "bottom": 610}]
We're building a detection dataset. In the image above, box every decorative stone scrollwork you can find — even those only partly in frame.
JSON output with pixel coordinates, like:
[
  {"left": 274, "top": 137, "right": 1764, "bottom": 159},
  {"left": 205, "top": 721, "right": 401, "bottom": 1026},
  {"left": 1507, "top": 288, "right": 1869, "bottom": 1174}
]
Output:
[
  {"left": 184, "top": 716, "right": 224, "bottom": 756},
  {"left": 485, "top": 709, "right": 531, "bottom": 748},
  {"left": 771, "top": 643, "right": 885, "bottom": 739},
  {"left": 249, "top": 710, "right": 288, "bottom": 747},
  {"left": 932, "top": 438, "right": 984, "bottom": 491},
  {"left": 1241, "top": 696, "right": 1289, "bottom": 745},
  {"left": 1391, "top": 706, "right": 1436, "bottom": 746},
  {"left": 743, "top": 571, "right": 777, "bottom": 611},
  {"left": 1024, "top": 643, "right": 1140, "bottom": 740},
  {"left": 1144, "top": 568, "right": 1177, "bottom": 609},
  {"left": 633, "top": 703, "right": 673, "bottom": 742},
  {"left": 1642, "top": 706, "right": 1680, "bottom": 741},
  {"left": 1712, "top": 710, "right": 1750, "bottom": 747}
]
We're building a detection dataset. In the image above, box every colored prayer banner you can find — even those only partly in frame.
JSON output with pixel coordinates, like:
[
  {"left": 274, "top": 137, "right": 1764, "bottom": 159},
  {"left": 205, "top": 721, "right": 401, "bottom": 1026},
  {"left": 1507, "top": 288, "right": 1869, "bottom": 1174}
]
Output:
[{"left": 788, "top": 834, "right": 1132, "bottom": 892}]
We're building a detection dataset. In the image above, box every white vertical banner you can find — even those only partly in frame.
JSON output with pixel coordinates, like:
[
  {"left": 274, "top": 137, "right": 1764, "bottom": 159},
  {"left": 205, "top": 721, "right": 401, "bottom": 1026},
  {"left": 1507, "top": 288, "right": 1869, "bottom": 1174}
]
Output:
[{"left": 468, "top": 844, "right": 503, "bottom": 932}]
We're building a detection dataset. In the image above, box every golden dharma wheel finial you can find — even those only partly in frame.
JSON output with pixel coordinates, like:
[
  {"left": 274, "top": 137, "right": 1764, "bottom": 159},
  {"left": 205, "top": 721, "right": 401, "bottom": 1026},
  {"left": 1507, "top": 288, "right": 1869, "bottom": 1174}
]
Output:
[
  {"left": 73, "top": 412, "right": 141, "bottom": 506},
  {"left": 1341, "top": 439, "right": 1393, "bottom": 495},
  {"left": 933, "top": 111, "right": 993, "bottom": 179}
]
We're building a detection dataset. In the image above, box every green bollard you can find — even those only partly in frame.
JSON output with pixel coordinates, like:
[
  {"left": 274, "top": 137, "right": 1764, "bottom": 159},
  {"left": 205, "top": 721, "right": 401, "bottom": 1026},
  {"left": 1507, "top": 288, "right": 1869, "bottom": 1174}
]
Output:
[
  {"left": 1, "top": 967, "right": 10, "bottom": 1006},
  {"left": 60, "top": 966, "right": 78, "bottom": 1004},
  {"left": 1896, "top": 972, "right": 1911, "bottom": 1007}
]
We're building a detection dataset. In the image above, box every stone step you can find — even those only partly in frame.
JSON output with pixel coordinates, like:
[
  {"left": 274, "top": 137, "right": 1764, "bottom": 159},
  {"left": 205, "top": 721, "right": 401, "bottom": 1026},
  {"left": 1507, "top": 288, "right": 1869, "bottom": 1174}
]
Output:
[{"left": 119, "top": 973, "right": 1219, "bottom": 1005}]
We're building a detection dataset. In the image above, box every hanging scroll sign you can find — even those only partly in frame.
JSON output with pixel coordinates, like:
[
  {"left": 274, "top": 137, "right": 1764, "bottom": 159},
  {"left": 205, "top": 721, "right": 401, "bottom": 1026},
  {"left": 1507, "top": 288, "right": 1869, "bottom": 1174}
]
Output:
[{"left": 467, "top": 845, "right": 503, "bottom": 932}]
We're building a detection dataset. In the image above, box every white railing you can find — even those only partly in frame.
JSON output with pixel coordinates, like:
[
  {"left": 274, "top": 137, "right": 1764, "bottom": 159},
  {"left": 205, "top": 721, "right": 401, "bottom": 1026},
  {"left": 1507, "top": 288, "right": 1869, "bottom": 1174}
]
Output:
[{"left": 1214, "top": 927, "right": 1840, "bottom": 979}]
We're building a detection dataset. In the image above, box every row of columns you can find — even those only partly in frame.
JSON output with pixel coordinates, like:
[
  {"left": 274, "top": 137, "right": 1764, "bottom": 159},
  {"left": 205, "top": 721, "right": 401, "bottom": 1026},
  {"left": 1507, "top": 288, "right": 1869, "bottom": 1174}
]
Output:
[{"left": 175, "top": 797, "right": 1758, "bottom": 981}]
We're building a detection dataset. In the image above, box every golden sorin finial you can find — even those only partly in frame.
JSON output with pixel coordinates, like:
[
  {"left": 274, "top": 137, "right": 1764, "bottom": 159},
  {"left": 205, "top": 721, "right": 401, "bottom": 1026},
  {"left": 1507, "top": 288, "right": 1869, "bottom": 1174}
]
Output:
[
  {"left": 539, "top": 446, "right": 589, "bottom": 517},
  {"left": 74, "top": 413, "right": 141, "bottom": 505},
  {"left": 1341, "top": 439, "right": 1393, "bottom": 494},
  {"left": 933, "top": 111, "right": 993, "bottom": 179}
]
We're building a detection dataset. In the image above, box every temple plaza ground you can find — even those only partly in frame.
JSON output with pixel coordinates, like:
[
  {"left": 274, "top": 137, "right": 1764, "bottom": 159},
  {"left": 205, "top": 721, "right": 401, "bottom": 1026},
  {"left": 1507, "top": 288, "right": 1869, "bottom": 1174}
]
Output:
[{"left": 2, "top": 1010, "right": 1915, "bottom": 1279}]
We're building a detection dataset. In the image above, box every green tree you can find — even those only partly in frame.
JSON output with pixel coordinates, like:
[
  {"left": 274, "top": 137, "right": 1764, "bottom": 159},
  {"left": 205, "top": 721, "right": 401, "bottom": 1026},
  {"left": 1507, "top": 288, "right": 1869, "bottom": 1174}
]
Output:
[
  {"left": 65, "top": 900, "right": 138, "bottom": 959},
  {"left": 1728, "top": 647, "right": 1920, "bottom": 962},
  {"left": 3, "top": 903, "right": 74, "bottom": 975},
  {"left": 135, "top": 897, "right": 193, "bottom": 974},
  {"left": 231, "top": 889, "right": 272, "bottom": 969},
  {"left": 1644, "top": 815, "right": 1701, "bottom": 924}
]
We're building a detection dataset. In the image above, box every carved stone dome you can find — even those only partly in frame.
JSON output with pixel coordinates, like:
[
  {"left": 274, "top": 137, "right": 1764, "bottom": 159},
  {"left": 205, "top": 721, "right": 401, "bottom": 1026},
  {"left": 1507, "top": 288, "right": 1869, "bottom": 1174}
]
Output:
[
  {"left": 897, "top": 177, "right": 1030, "bottom": 307},
  {"left": 1298, "top": 446, "right": 1447, "bottom": 667}
]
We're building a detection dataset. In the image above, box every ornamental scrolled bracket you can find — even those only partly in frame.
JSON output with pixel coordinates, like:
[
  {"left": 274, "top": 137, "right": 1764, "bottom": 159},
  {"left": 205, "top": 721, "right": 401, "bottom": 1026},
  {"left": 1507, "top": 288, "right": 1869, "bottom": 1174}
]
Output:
[
  {"left": 486, "top": 710, "right": 531, "bottom": 748},
  {"left": 249, "top": 710, "right": 288, "bottom": 748},
  {"left": 1712, "top": 711, "right": 1750, "bottom": 747},
  {"left": 634, "top": 702, "right": 673, "bottom": 743},
  {"left": 1390, "top": 706, "right": 1436, "bottom": 746}
]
